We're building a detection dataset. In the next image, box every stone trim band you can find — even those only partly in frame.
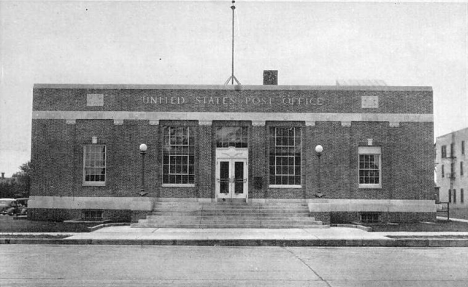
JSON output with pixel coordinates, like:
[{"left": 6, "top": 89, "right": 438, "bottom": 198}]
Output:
[
  {"left": 28, "top": 196, "right": 436, "bottom": 213},
  {"left": 33, "top": 111, "right": 433, "bottom": 124}
]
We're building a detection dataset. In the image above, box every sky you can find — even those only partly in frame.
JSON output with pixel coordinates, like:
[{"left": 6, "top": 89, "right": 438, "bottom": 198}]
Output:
[{"left": 0, "top": 0, "right": 467, "bottom": 177}]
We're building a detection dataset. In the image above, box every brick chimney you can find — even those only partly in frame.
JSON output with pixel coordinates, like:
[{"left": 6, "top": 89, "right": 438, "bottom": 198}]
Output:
[{"left": 263, "top": 70, "right": 278, "bottom": 85}]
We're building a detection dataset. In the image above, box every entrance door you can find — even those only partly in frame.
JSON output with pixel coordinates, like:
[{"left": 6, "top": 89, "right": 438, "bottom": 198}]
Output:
[{"left": 216, "top": 158, "right": 248, "bottom": 201}]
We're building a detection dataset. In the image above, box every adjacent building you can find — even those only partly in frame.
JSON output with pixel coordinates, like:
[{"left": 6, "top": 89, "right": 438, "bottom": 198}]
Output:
[
  {"left": 435, "top": 127, "right": 468, "bottom": 213},
  {"left": 28, "top": 75, "right": 436, "bottom": 224}
]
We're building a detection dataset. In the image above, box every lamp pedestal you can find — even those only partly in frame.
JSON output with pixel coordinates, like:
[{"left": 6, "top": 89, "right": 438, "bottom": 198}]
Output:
[
  {"left": 315, "top": 145, "right": 324, "bottom": 198},
  {"left": 139, "top": 144, "right": 148, "bottom": 197}
]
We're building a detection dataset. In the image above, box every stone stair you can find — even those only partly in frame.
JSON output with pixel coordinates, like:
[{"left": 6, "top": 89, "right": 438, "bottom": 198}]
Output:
[{"left": 132, "top": 199, "right": 325, "bottom": 228}]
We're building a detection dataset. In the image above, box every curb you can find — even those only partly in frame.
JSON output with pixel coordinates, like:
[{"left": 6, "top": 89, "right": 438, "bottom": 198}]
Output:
[{"left": 2, "top": 238, "right": 468, "bottom": 247}]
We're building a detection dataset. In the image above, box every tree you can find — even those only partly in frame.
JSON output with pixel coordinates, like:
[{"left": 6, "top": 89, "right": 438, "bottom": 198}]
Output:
[
  {"left": 11, "top": 161, "right": 32, "bottom": 198},
  {"left": 0, "top": 181, "right": 16, "bottom": 198}
]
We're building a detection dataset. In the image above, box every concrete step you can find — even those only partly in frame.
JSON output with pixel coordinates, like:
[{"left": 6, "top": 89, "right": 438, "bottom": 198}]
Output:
[
  {"left": 149, "top": 213, "right": 311, "bottom": 218},
  {"left": 140, "top": 217, "right": 316, "bottom": 223},
  {"left": 143, "top": 218, "right": 319, "bottom": 224},
  {"left": 200, "top": 209, "right": 310, "bottom": 213},
  {"left": 133, "top": 201, "right": 322, "bottom": 229},
  {"left": 155, "top": 202, "right": 308, "bottom": 208},
  {"left": 152, "top": 208, "right": 310, "bottom": 212},
  {"left": 133, "top": 223, "right": 325, "bottom": 229},
  {"left": 146, "top": 214, "right": 314, "bottom": 220}
]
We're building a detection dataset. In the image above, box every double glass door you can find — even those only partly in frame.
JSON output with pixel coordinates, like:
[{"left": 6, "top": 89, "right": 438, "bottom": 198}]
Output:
[{"left": 216, "top": 159, "right": 247, "bottom": 200}]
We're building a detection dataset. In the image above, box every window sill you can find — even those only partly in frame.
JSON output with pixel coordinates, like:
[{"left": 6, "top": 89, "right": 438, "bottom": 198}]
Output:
[
  {"left": 359, "top": 184, "right": 382, "bottom": 189},
  {"left": 82, "top": 182, "right": 106, "bottom": 187},
  {"left": 269, "top": 185, "right": 302, "bottom": 189},
  {"left": 162, "top": 184, "right": 196, "bottom": 188}
]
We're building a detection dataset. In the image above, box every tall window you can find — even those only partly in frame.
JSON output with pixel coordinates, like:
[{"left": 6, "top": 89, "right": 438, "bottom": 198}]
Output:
[
  {"left": 162, "top": 127, "right": 195, "bottom": 185},
  {"left": 461, "top": 189, "right": 464, "bottom": 204},
  {"left": 454, "top": 189, "right": 457, "bottom": 203},
  {"left": 442, "top": 165, "right": 445, "bottom": 178},
  {"left": 83, "top": 145, "right": 106, "bottom": 186},
  {"left": 269, "top": 127, "right": 301, "bottom": 186},
  {"left": 461, "top": 162, "right": 464, "bottom": 176},
  {"left": 449, "top": 189, "right": 452, "bottom": 203},
  {"left": 215, "top": 126, "right": 248, "bottom": 148},
  {"left": 450, "top": 143, "right": 455, "bottom": 158},
  {"left": 358, "top": 146, "right": 382, "bottom": 188},
  {"left": 441, "top": 145, "right": 447, "bottom": 158},
  {"left": 462, "top": 141, "right": 465, "bottom": 155}
]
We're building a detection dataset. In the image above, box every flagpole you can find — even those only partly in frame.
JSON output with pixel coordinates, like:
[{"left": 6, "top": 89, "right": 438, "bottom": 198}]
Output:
[
  {"left": 231, "top": 1, "right": 235, "bottom": 85},
  {"left": 224, "top": 0, "right": 241, "bottom": 85}
]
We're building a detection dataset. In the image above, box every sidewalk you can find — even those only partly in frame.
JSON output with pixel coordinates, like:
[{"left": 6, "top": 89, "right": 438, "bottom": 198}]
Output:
[
  {"left": 68, "top": 226, "right": 389, "bottom": 241},
  {"left": 2, "top": 224, "right": 468, "bottom": 247}
]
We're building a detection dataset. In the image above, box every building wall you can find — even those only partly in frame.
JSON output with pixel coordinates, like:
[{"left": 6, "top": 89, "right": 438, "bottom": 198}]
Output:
[
  {"left": 30, "top": 84, "right": 435, "bottom": 222},
  {"left": 435, "top": 128, "right": 468, "bottom": 210}
]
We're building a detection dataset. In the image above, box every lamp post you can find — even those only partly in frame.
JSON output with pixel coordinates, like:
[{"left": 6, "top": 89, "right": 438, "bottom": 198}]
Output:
[
  {"left": 315, "top": 145, "right": 324, "bottom": 198},
  {"left": 139, "top": 144, "right": 148, "bottom": 196}
]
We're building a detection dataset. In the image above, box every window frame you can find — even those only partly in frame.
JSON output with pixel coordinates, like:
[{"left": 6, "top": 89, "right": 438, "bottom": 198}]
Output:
[
  {"left": 82, "top": 145, "right": 106, "bottom": 186},
  {"left": 82, "top": 210, "right": 103, "bottom": 221},
  {"left": 360, "top": 212, "right": 381, "bottom": 223},
  {"left": 215, "top": 126, "right": 248, "bottom": 148},
  {"left": 441, "top": 145, "right": 447, "bottom": 158},
  {"left": 358, "top": 146, "right": 382, "bottom": 189},
  {"left": 268, "top": 126, "right": 302, "bottom": 188},
  {"left": 162, "top": 126, "right": 195, "bottom": 187}
]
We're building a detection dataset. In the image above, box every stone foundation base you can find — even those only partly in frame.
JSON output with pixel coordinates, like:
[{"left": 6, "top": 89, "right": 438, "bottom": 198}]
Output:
[
  {"left": 28, "top": 208, "right": 132, "bottom": 222},
  {"left": 131, "top": 211, "right": 150, "bottom": 223},
  {"left": 310, "top": 212, "right": 331, "bottom": 225},
  {"left": 308, "top": 199, "right": 436, "bottom": 224},
  {"left": 329, "top": 211, "right": 436, "bottom": 224}
]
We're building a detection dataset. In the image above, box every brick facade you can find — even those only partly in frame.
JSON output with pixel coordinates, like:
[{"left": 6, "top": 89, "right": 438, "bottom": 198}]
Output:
[{"left": 30, "top": 84, "right": 435, "bottom": 223}]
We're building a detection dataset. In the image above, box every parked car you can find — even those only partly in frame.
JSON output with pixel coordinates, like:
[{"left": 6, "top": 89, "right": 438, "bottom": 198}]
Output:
[{"left": 0, "top": 198, "right": 28, "bottom": 216}]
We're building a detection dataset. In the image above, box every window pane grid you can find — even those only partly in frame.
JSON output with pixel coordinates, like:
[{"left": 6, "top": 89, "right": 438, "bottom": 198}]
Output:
[
  {"left": 269, "top": 127, "right": 301, "bottom": 186},
  {"left": 163, "top": 127, "right": 195, "bottom": 184},
  {"left": 215, "top": 127, "right": 248, "bottom": 148},
  {"left": 441, "top": 145, "right": 447, "bottom": 158},
  {"left": 84, "top": 145, "right": 106, "bottom": 183},
  {"left": 359, "top": 154, "right": 380, "bottom": 185}
]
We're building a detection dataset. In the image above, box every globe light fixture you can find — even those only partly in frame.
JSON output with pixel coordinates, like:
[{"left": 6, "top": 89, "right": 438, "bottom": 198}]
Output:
[{"left": 315, "top": 145, "right": 323, "bottom": 155}]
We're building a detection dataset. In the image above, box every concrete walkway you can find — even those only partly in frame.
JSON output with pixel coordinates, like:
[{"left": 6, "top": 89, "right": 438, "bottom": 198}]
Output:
[
  {"left": 3, "top": 218, "right": 468, "bottom": 246},
  {"left": 67, "top": 226, "right": 390, "bottom": 241}
]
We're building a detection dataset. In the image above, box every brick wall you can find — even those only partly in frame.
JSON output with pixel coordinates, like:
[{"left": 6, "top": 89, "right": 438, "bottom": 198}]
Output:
[
  {"left": 30, "top": 85, "right": 434, "bottom": 215},
  {"left": 250, "top": 125, "right": 266, "bottom": 199},
  {"left": 31, "top": 119, "right": 434, "bottom": 200},
  {"left": 33, "top": 86, "right": 432, "bottom": 114}
]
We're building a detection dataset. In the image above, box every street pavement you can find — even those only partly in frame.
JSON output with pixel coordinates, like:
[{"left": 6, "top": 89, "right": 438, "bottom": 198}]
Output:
[{"left": 1, "top": 244, "right": 467, "bottom": 286}]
